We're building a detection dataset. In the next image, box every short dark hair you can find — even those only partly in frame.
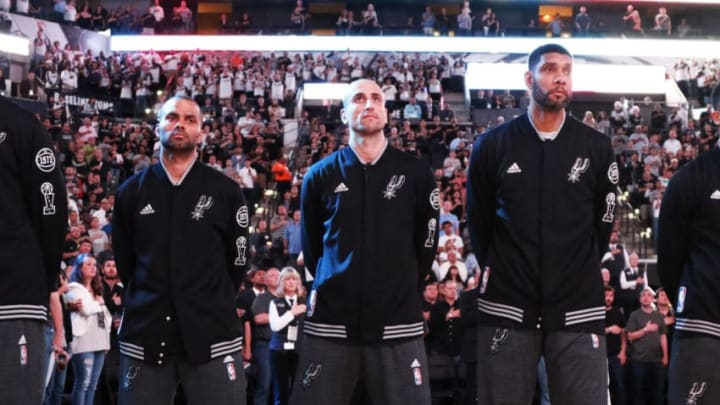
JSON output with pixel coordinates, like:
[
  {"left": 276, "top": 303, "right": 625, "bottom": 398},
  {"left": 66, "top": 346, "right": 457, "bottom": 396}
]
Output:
[{"left": 527, "top": 43, "right": 572, "bottom": 72}]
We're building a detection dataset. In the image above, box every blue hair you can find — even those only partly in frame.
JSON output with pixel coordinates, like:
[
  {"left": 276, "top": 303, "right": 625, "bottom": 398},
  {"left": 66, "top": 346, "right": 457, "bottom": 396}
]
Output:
[{"left": 69, "top": 253, "right": 93, "bottom": 284}]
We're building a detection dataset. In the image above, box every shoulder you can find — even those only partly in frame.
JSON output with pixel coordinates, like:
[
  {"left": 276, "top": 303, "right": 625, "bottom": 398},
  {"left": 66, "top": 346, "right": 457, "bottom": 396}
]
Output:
[{"left": 305, "top": 150, "right": 343, "bottom": 179}]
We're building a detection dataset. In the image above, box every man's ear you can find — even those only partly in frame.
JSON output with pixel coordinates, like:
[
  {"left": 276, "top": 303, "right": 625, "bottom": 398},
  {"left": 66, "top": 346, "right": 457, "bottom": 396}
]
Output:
[
  {"left": 524, "top": 71, "right": 533, "bottom": 91},
  {"left": 340, "top": 108, "right": 347, "bottom": 124}
]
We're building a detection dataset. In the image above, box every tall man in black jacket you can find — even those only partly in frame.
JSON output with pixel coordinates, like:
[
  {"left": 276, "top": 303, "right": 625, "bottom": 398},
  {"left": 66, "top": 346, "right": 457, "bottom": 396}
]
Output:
[
  {"left": 113, "top": 96, "right": 249, "bottom": 404},
  {"left": 467, "top": 44, "right": 617, "bottom": 404},
  {"left": 294, "top": 79, "right": 438, "bottom": 404},
  {"left": 0, "top": 96, "right": 67, "bottom": 404},
  {"left": 658, "top": 145, "right": 720, "bottom": 405}
]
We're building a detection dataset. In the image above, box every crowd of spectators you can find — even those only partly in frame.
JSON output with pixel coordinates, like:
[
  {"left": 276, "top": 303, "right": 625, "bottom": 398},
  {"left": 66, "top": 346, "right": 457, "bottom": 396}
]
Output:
[
  {"left": 4, "top": 3, "right": 719, "bottom": 401},
  {"left": 1, "top": 1, "right": 713, "bottom": 38},
  {"left": 14, "top": 39, "right": 717, "bottom": 401}
]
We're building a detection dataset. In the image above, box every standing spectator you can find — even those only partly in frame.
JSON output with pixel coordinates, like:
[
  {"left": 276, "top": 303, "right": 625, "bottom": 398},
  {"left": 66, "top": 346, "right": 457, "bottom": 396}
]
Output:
[
  {"left": 149, "top": 0, "right": 164, "bottom": 33},
  {"left": 66, "top": 254, "right": 111, "bottom": 405},
  {"left": 283, "top": 209, "right": 302, "bottom": 267},
  {"left": 467, "top": 44, "right": 616, "bottom": 404},
  {"left": 272, "top": 156, "right": 293, "bottom": 197},
  {"left": 653, "top": 7, "right": 671, "bottom": 36},
  {"left": 294, "top": 79, "right": 438, "bottom": 404},
  {"left": 361, "top": 3, "right": 379, "bottom": 35},
  {"left": 172, "top": 0, "right": 193, "bottom": 33},
  {"left": 574, "top": 6, "right": 591, "bottom": 36},
  {"left": 269, "top": 267, "right": 307, "bottom": 405},
  {"left": 658, "top": 145, "right": 720, "bottom": 405},
  {"left": 619, "top": 252, "right": 647, "bottom": 317},
  {"left": 626, "top": 288, "right": 668, "bottom": 405},
  {"left": 421, "top": 5, "right": 435, "bottom": 35},
  {"left": 437, "top": 7, "right": 450, "bottom": 36},
  {"left": 336, "top": 9, "right": 350, "bottom": 35},
  {"left": 99, "top": 256, "right": 123, "bottom": 404},
  {"left": 548, "top": 13, "right": 563, "bottom": 37},
  {"left": 251, "top": 268, "right": 280, "bottom": 405},
  {"left": 457, "top": 7, "right": 472, "bottom": 36},
  {"left": 112, "top": 96, "right": 249, "bottom": 404},
  {"left": 605, "top": 286, "right": 627, "bottom": 405},
  {"left": 0, "top": 95, "right": 68, "bottom": 405},
  {"left": 20, "top": 71, "right": 42, "bottom": 100},
  {"left": 63, "top": 0, "right": 77, "bottom": 23},
  {"left": 290, "top": 0, "right": 306, "bottom": 33},
  {"left": 429, "top": 279, "right": 464, "bottom": 358},
  {"left": 623, "top": 4, "right": 643, "bottom": 37}
]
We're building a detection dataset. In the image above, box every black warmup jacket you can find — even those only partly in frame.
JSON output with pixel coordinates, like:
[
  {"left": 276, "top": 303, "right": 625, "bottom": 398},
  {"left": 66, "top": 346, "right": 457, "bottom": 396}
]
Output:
[
  {"left": 113, "top": 160, "right": 249, "bottom": 365},
  {"left": 467, "top": 114, "right": 616, "bottom": 334},
  {"left": 300, "top": 144, "right": 438, "bottom": 343},
  {"left": 0, "top": 96, "right": 67, "bottom": 321},
  {"left": 658, "top": 147, "right": 720, "bottom": 338}
]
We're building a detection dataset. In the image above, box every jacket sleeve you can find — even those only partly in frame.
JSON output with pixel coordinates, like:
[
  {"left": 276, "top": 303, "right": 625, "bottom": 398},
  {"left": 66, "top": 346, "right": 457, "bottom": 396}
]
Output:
[
  {"left": 594, "top": 137, "right": 617, "bottom": 256},
  {"left": 415, "top": 165, "right": 440, "bottom": 285},
  {"left": 19, "top": 113, "right": 67, "bottom": 292},
  {"left": 300, "top": 168, "right": 323, "bottom": 276},
  {"left": 112, "top": 182, "right": 136, "bottom": 285},
  {"left": 466, "top": 133, "right": 496, "bottom": 267},
  {"left": 227, "top": 185, "right": 250, "bottom": 291},
  {"left": 657, "top": 164, "right": 692, "bottom": 303}
]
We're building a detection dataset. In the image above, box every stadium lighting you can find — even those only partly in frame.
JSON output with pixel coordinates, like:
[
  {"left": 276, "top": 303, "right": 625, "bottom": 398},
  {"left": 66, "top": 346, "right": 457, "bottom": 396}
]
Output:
[
  {"left": 110, "top": 35, "right": 720, "bottom": 59},
  {"left": 465, "top": 63, "right": 667, "bottom": 94},
  {"left": 0, "top": 33, "right": 30, "bottom": 57}
]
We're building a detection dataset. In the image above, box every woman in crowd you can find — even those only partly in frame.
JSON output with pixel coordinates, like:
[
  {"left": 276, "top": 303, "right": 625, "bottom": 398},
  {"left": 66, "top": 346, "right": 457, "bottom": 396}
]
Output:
[
  {"left": 269, "top": 267, "right": 307, "bottom": 405},
  {"left": 65, "top": 253, "right": 111, "bottom": 405}
]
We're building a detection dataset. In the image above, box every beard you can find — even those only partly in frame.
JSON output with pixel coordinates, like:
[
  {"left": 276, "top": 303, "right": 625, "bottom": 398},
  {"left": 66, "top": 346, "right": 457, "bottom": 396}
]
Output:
[
  {"left": 161, "top": 131, "right": 197, "bottom": 154},
  {"left": 532, "top": 81, "right": 571, "bottom": 111}
]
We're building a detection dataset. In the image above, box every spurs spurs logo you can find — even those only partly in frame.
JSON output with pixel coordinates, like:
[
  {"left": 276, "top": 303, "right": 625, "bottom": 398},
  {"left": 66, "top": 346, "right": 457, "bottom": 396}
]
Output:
[
  {"left": 687, "top": 381, "right": 707, "bottom": 405},
  {"left": 489, "top": 328, "right": 509, "bottom": 353},
  {"left": 301, "top": 363, "right": 322, "bottom": 389},
  {"left": 383, "top": 175, "right": 405, "bottom": 200},
  {"left": 568, "top": 157, "right": 590, "bottom": 183},
  {"left": 191, "top": 195, "right": 213, "bottom": 221}
]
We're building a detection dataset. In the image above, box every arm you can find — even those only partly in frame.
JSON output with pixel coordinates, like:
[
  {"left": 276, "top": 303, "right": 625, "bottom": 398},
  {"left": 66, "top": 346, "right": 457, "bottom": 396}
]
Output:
[
  {"left": 594, "top": 137, "right": 617, "bottom": 256},
  {"left": 227, "top": 186, "right": 250, "bottom": 290},
  {"left": 619, "top": 270, "right": 636, "bottom": 290},
  {"left": 300, "top": 169, "right": 324, "bottom": 276},
  {"left": 466, "top": 132, "right": 496, "bottom": 267},
  {"left": 415, "top": 165, "right": 440, "bottom": 286},
  {"left": 49, "top": 292, "right": 66, "bottom": 352},
  {"left": 20, "top": 114, "right": 68, "bottom": 293},
  {"left": 661, "top": 334, "right": 669, "bottom": 366},
  {"left": 657, "top": 165, "right": 692, "bottom": 303},
  {"left": 112, "top": 183, "right": 135, "bottom": 285},
  {"left": 619, "top": 329, "right": 627, "bottom": 365},
  {"left": 269, "top": 300, "right": 300, "bottom": 332},
  {"left": 252, "top": 294, "right": 270, "bottom": 325},
  {"left": 242, "top": 321, "right": 252, "bottom": 361}
]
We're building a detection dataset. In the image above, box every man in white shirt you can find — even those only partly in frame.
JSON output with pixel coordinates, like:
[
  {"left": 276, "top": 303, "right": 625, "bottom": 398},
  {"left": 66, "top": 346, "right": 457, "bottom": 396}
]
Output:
[
  {"left": 436, "top": 250, "right": 468, "bottom": 282},
  {"left": 662, "top": 126, "right": 683, "bottom": 156},
  {"left": 438, "top": 220, "right": 463, "bottom": 253}
]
